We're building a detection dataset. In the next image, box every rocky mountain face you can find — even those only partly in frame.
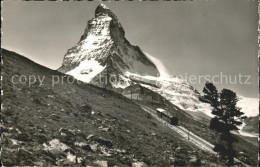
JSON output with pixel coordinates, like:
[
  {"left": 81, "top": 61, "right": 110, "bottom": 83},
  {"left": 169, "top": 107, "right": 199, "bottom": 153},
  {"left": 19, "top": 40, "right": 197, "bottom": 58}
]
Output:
[{"left": 59, "top": 4, "right": 159, "bottom": 89}]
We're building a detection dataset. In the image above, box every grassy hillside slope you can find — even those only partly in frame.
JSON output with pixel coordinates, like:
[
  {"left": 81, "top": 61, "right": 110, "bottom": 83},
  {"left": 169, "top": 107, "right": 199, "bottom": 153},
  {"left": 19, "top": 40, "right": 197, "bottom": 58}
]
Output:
[{"left": 1, "top": 49, "right": 225, "bottom": 166}]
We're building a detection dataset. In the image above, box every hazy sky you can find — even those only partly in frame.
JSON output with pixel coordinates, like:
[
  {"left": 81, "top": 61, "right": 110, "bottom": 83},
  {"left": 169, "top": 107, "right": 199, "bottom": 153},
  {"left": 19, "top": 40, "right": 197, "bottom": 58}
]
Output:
[{"left": 2, "top": 0, "right": 258, "bottom": 98}]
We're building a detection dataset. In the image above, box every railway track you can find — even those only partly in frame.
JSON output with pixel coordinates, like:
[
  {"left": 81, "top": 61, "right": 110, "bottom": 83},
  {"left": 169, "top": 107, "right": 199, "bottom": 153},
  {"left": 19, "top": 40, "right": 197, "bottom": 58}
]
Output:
[{"left": 139, "top": 104, "right": 250, "bottom": 167}]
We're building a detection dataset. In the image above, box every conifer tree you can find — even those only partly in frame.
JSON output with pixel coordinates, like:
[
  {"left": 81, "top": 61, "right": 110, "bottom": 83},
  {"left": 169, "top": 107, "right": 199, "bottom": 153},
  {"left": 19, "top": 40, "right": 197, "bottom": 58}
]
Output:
[{"left": 202, "top": 82, "right": 246, "bottom": 166}]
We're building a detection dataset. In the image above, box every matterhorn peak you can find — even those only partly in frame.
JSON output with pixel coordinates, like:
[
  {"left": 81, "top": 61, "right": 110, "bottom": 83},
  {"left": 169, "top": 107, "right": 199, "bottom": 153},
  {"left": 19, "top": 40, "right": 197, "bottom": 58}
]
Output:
[
  {"left": 59, "top": 3, "right": 159, "bottom": 87},
  {"left": 95, "top": 3, "right": 118, "bottom": 20},
  {"left": 96, "top": 3, "right": 110, "bottom": 12},
  {"left": 98, "top": 3, "right": 109, "bottom": 9}
]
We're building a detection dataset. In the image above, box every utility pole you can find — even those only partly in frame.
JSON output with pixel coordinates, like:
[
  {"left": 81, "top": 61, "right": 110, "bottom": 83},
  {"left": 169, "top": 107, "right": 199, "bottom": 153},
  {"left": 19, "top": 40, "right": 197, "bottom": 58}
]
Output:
[
  {"left": 152, "top": 95, "right": 153, "bottom": 107},
  {"left": 105, "top": 68, "right": 109, "bottom": 91},
  {"left": 188, "top": 120, "right": 190, "bottom": 140}
]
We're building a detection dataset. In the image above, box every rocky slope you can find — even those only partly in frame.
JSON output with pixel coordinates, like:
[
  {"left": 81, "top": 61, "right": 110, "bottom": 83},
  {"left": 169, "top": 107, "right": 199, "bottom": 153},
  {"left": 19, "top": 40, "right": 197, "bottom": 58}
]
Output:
[{"left": 2, "top": 49, "right": 231, "bottom": 166}]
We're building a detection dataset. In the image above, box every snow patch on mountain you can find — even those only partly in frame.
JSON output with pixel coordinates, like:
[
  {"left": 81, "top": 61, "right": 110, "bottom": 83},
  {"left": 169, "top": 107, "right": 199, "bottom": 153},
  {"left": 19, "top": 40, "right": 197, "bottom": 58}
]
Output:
[
  {"left": 237, "top": 96, "right": 259, "bottom": 117},
  {"left": 67, "top": 59, "right": 106, "bottom": 83}
]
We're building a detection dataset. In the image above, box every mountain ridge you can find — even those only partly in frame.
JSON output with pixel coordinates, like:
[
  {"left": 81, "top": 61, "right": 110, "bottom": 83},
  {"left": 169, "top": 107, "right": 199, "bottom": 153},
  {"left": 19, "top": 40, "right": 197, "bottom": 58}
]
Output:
[{"left": 58, "top": 3, "right": 159, "bottom": 86}]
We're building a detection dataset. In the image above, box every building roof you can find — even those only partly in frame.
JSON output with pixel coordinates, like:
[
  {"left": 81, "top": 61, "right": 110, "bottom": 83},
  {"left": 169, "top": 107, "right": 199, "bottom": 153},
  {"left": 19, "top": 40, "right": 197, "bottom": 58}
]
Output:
[
  {"left": 157, "top": 108, "right": 165, "bottom": 112},
  {"left": 157, "top": 108, "right": 174, "bottom": 118}
]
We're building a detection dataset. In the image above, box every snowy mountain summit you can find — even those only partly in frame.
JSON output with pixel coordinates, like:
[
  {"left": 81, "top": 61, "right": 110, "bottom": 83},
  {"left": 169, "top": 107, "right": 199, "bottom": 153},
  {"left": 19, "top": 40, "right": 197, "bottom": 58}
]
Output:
[{"left": 59, "top": 3, "right": 159, "bottom": 86}]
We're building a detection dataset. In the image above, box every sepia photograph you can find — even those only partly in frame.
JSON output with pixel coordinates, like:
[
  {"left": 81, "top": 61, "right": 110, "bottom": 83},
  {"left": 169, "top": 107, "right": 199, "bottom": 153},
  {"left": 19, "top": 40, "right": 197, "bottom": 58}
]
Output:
[{"left": 1, "top": 0, "right": 259, "bottom": 166}]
